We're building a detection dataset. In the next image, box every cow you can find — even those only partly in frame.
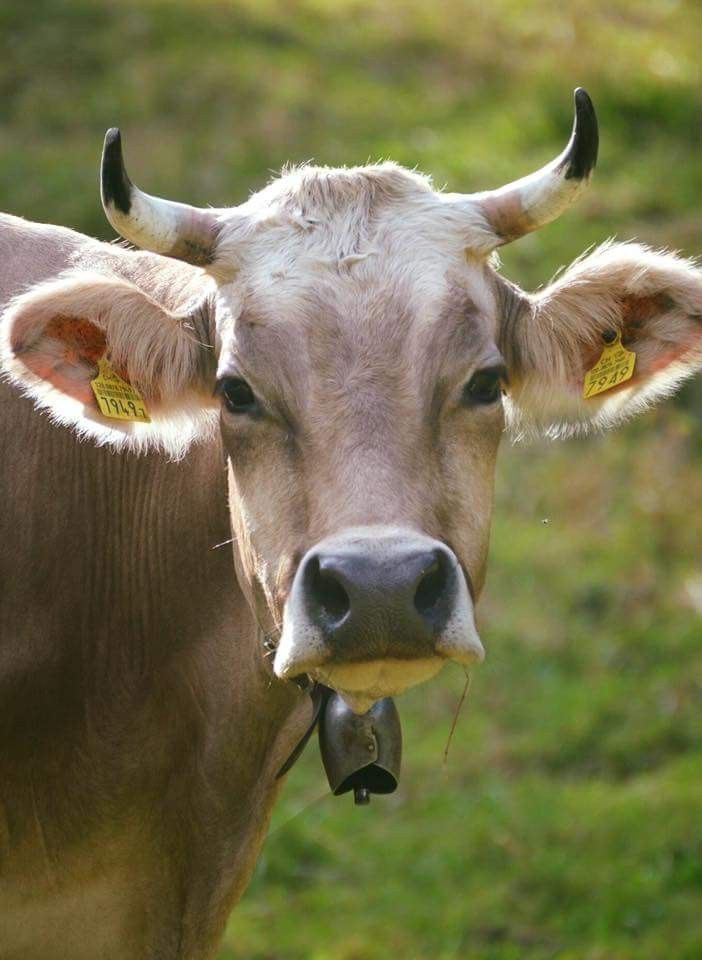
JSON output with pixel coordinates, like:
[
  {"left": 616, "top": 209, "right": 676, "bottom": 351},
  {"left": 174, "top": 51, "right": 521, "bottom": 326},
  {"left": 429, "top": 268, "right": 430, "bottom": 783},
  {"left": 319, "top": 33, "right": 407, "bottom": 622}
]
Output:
[{"left": 0, "top": 88, "right": 700, "bottom": 958}]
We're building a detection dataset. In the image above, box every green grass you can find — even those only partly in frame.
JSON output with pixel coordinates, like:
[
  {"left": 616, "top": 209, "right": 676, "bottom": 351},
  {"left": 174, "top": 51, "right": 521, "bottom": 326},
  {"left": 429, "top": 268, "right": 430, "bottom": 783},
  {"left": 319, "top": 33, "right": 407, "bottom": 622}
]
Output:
[{"left": 1, "top": 1, "right": 701, "bottom": 957}]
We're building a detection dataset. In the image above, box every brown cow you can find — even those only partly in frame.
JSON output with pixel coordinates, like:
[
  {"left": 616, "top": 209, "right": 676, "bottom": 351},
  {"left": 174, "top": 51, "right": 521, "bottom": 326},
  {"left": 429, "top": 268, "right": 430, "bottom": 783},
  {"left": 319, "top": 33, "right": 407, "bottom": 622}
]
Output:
[{"left": 0, "top": 90, "right": 700, "bottom": 958}]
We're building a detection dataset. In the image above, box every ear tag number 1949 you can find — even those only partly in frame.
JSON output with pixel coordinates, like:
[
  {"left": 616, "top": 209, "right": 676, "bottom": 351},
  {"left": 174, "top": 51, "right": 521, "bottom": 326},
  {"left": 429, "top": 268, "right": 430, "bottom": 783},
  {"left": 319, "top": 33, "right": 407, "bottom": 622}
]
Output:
[
  {"left": 90, "top": 357, "right": 151, "bottom": 423},
  {"left": 583, "top": 332, "right": 637, "bottom": 399}
]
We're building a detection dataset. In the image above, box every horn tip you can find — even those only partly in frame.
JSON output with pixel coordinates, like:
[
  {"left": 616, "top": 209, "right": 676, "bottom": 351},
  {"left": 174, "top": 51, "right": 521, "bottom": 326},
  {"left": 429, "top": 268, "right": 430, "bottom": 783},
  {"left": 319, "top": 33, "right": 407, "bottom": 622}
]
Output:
[
  {"left": 565, "top": 87, "right": 598, "bottom": 181},
  {"left": 104, "top": 127, "right": 122, "bottom": 147},
  {"left": 101, "top": 127, "right": 132, "bottom": 215}
]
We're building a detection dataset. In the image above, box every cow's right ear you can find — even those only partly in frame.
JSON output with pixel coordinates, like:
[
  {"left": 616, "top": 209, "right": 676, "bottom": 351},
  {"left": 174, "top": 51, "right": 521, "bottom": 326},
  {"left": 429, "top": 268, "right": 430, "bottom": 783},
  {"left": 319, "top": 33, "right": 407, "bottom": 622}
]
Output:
[{"left": 1, "top": 271, "right": 218, "bottom": 457}]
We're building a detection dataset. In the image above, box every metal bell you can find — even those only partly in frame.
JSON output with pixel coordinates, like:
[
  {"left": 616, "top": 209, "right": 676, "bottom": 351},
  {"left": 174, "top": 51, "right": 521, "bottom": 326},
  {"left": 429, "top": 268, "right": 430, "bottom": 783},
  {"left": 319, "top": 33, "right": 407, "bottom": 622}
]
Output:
[{"left": 319, "top": 693, "right": 402, "bottom": 805}]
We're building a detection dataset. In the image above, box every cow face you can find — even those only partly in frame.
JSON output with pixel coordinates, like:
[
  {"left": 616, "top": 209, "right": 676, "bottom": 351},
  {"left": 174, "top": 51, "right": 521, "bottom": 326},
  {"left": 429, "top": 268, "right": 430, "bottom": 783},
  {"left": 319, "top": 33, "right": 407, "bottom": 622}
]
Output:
[
  {"left": 4, "top": 91, "right": 702, "bottom": 710},
  {"left": 211, "top": 180, "right": 503, "bottom": 708}
]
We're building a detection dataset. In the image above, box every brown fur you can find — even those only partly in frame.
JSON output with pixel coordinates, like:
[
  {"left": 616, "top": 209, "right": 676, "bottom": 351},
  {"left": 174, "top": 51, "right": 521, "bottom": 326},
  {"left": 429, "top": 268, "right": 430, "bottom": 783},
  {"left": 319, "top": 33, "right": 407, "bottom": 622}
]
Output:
[{"left": 0, "top": 215, "right": 312, "bottom": 959}]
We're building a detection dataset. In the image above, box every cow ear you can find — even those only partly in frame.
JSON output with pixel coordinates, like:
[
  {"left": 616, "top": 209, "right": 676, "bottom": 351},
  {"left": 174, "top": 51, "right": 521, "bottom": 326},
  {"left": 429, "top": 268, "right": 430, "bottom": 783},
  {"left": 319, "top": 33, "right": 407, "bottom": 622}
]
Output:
[
  {"left": 502, "top": 242, "right": 702, "bottom": 435},
  {"left": 1, "top": 271, "right": 218, "bottom": 457}
]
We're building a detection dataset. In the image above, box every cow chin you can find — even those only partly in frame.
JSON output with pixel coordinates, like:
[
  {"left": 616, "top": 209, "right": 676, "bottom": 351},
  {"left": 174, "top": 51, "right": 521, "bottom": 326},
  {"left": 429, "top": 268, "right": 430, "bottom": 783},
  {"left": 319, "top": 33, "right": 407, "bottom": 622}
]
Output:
[{"left": 312, "top": 657, "right": 447, "bottom": 714}]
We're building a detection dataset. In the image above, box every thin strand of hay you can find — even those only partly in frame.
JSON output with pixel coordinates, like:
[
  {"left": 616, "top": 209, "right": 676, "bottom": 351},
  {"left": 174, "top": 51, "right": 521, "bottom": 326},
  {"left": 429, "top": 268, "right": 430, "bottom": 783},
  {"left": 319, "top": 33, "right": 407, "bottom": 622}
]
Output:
[{"left": 442, "top": 668, "right": 472, "bottom": 775}]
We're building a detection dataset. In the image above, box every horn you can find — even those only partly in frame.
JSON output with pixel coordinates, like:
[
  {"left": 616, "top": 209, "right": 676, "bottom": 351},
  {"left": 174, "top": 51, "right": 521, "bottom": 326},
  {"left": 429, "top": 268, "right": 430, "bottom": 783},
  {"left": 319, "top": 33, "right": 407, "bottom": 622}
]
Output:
[
  {"left": 472, "top": 88, "right": 598, "bottom": 248},
  {"left": 101, "top": 129, "right": 220, "bottom": 266},
  {"left": 319, "top": 693, "right": 402, "bottom": 805}
]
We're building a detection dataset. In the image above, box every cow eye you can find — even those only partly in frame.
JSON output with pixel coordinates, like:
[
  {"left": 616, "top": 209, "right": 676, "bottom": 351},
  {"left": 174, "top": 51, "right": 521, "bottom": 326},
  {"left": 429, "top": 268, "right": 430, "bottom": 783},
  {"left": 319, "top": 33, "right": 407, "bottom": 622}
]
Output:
[
  {"left": 463, "top": 367, "right": 505, "bottom": 406},
  {"left": 219, "top": 377, "right": 257, "bottom": 414}
]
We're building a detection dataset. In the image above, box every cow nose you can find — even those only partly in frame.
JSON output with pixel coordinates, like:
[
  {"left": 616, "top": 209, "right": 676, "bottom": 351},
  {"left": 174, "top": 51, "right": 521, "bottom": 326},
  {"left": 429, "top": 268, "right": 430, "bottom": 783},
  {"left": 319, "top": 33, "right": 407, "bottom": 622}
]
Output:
[
  {"left": 301, "top": 544, "right": 456, "bottom": 655},
  {"left": 274, "top": 527, "right": 484, "bottom": 687}
]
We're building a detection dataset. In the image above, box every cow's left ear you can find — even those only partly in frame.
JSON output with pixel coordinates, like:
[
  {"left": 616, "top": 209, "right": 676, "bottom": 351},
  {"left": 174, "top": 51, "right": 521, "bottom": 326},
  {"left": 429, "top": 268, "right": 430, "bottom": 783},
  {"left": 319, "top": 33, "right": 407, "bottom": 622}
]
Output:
[{"left": 501, "top": 242, "right": 702, "bottom": 435}]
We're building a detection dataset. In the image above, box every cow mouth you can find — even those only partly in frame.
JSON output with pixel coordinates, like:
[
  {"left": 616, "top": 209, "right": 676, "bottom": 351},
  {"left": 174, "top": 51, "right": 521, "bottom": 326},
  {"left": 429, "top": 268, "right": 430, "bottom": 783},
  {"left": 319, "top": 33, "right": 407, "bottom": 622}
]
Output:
[
  {"left": 273, "top": 605, "right": 484, "bottom": 713},
  {"left": 309, "top": 656, "right": 447, "bottom": 714}
]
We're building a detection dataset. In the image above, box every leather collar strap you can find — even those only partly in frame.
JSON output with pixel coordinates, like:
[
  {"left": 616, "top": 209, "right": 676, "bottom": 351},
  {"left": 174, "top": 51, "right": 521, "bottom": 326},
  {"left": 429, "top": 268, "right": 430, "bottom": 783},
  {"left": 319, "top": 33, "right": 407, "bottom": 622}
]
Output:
[{"left": 276, "top": 683, "right": 329, "bottom": 779}]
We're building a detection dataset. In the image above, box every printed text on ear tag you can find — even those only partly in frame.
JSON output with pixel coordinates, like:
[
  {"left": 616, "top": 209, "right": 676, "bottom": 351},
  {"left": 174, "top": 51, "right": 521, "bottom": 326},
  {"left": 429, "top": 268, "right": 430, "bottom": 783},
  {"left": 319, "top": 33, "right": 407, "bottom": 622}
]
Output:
[
  {"left": 90, "top": 357, "right": 151, "bottom": 423},
  {"left": 583, "top": 333, "right": 636, "bottom": 399}
]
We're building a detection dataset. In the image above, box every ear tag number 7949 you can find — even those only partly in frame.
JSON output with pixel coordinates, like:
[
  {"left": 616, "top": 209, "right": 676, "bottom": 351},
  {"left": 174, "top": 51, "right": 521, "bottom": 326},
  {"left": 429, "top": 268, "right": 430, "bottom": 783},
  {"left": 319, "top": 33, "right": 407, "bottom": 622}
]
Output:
[{"left": 583, "top": 332, "right": 636, "bottom": 399}]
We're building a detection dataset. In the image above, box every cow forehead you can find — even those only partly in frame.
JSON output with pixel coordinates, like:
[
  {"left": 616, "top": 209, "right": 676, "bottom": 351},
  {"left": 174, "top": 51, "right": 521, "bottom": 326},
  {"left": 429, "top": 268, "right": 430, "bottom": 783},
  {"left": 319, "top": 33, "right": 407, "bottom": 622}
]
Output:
[
  {"left": 215, "top": 261, "right": 499, "bottom": 391},
  {"left": 213, "top": 163, "right": 499, "bottom": 379}
]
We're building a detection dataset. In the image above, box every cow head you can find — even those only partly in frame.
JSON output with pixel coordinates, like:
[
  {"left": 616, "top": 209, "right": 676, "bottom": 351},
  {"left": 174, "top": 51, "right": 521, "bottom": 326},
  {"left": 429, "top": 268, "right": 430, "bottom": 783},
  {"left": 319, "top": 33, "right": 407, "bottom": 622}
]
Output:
[{"left": 3, "top": 91, "right": 701, "bottom": 712}]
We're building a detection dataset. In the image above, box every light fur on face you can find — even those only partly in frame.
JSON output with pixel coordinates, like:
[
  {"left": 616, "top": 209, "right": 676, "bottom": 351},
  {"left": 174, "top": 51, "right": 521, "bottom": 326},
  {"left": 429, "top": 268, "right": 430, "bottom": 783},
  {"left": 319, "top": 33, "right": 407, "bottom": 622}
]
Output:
[{"left": 5, "top": 163, "right": 702, "bottom": 461}]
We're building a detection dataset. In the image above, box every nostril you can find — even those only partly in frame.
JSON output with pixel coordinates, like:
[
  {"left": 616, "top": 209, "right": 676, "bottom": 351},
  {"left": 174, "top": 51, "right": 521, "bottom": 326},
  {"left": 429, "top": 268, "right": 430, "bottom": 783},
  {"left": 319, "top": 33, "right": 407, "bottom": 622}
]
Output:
[
  {"left": 317, "top": 572, "right": 350, "bottom": 622},
  {"left": 414, "top": 551, "right": 449, "bottom": 621},
  {"left": 307, "top": 556, "right": 351, "bottom": 627}
]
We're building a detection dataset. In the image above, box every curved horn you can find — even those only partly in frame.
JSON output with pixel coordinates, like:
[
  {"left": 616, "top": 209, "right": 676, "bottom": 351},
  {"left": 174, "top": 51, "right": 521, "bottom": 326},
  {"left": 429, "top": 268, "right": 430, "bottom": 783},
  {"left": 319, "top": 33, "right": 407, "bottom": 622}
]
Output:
[
  {"left": 474, "top": 88, "right": 598, "bottom": 248},
  {"left": 101, "top": 129, "right": 220, "bottom": 266}
]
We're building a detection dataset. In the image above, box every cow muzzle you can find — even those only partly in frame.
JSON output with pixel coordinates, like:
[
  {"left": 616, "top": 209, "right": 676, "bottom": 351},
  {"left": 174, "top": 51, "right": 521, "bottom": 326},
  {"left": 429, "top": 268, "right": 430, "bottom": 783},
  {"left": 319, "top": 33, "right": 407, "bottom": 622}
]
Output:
[{"left": 273, "top": 527, "right": 484, "bottom": 712}]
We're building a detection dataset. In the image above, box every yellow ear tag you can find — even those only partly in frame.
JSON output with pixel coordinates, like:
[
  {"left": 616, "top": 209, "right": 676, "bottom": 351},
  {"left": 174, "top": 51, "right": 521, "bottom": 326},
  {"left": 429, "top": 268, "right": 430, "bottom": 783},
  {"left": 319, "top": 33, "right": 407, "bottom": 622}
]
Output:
[
  {"left": 583, "top": 332, "right": 637, "bottom": 399},
  {"left": 90, "top": 357, "right": 151, "bottom": 423}
]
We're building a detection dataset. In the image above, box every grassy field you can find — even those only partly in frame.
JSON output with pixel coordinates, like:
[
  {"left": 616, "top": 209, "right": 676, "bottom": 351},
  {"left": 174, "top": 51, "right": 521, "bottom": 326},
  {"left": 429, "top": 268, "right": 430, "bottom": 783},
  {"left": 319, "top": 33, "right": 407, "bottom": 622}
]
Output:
[{"left": 1, "top": 1, "right": 701, "bottom": 957}]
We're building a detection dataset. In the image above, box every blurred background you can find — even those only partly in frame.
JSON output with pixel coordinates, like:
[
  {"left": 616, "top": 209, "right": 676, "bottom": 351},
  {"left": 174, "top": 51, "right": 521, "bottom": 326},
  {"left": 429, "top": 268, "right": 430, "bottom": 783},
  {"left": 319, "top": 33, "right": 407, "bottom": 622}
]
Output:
[{"left": 2, "top": 1, "right": 701, "bottom": 957}]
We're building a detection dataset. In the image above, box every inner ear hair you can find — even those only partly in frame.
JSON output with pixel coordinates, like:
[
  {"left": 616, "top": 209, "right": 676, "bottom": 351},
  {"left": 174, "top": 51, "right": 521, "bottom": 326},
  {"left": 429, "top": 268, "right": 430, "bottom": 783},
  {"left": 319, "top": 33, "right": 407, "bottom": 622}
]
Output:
[{"left": 620, "top": 291, "right": 676, "bottom": 341}]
